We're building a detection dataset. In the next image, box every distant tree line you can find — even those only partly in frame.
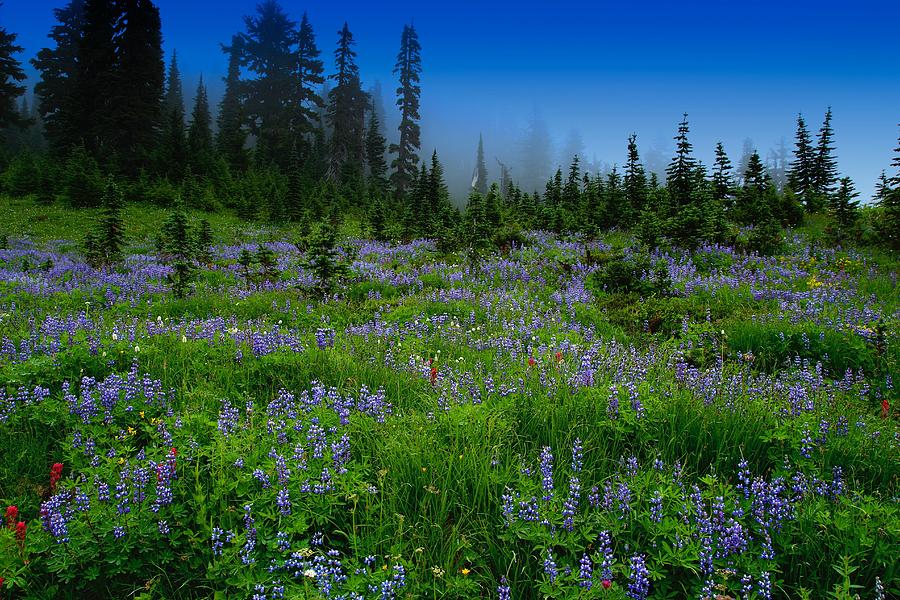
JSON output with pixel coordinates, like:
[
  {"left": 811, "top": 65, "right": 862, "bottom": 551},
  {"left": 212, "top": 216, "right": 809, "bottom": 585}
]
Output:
[{"left": 0, "top": 0, "right": 898, "bottom": 256}]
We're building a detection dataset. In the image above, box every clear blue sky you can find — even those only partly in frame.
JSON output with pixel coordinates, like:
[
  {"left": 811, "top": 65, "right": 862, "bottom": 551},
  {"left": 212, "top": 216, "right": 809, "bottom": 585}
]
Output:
[{"left": 4, "top": 0, "right": 899, "bottom": 200}]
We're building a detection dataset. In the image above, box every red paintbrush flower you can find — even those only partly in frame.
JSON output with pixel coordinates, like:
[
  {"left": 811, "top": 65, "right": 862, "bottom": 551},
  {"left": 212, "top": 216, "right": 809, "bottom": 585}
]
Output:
[
  {"left": 882, "top": 399, "right": 890, "bottom": 419},
  {"left": 555, "top": 351, "right": 563, "bottom": 363},
  {"left": 5, "top": 505, "right": 17, "bottom": 529},
  {"left": 430, "top": 366, "right": 438, "bottom": 386},
  {"left": 49, "top": 463, "right": 64, "bottom": 493},
  {"left": 601, "top": 578, "right": 611, "bottom": 589},
  {"left": 15, "top": 521, "right": 26, "bottom": 550},
  {"left": 528, "top": 356, "right": 536, "bottom": 367}
]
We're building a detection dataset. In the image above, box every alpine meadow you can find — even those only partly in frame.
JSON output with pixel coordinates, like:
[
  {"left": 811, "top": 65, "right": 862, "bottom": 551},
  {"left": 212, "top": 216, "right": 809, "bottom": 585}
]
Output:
[{"left": 1, "top": 1, "right": 899, "bottom": 599}]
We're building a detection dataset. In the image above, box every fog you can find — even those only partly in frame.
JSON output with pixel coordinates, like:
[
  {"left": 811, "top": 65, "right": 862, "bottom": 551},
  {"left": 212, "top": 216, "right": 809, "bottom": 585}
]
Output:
[{"left": 8, "top": 0, "right": 899, "bottom": 203}]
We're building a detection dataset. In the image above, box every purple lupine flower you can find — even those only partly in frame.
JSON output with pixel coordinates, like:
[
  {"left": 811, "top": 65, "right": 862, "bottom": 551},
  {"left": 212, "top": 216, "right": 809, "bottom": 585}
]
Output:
[
  {"left": 211, "top": 527, "right": 225, "bottom": 556},
  {"left": 276, "top": 487, "right": 291, "bottom": 516},
  {"left": 571, "top": 438, "right": 584, "bottom": 473},
  {"left": 597, "top": 530, "right": 614, "bottom": 581},
  {"left": 252, "top": 469, "right": 271, "bottom": 489},
  {"left": 217, "top": 400, "right": 240, "bottom": 437},
  {"left": 626, "top": 554, "right": 649, "bottom": 600},
  {"left": 276, "top": 531, "right": 290, "bottom": 552},
  {"left": 539, "top": 446, "right": 554, "bottom": 499},
  {"left": 240, "top": 504, "right": 257, "bottom": 565},
  {"left": 543, "top": 548, "right": 558, "bottom": 583},
  {"left": 650, "top": 491, "right": 663, "bottom": 523},
  {"left": 800, "top": 426, "right": 813, "bottom": 458},
  {"left": 757, "top": 571, "right": 772, "bottom": 600},
  {"left": 578, "top": 553, "right": 593, "bottom": 589},
  {"left": 497, "top": 576, "right": 511, "bottom": 600},
  {"left": 562, "top": 476, "right": 580, "bottom": 531},
  {"left": 607, "top": 385, "right": 619, "bottom": 419}
]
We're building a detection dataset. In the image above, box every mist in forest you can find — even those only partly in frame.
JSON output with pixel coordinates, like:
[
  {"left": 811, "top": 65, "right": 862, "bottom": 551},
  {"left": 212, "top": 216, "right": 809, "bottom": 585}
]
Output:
[{"left": 4, "top": 0, "right": 899, "bottom": 203}]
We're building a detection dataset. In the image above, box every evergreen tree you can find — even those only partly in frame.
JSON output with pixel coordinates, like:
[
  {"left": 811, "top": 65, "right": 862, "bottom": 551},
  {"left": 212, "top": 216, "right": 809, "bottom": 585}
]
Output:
[
  {"left": 217, "top": 37, "right": 247, "bottom": 171},
  {"left": 294, "top": 12, "right": 324, "bottom": 139},
  {"left": 787, "top": 113, "right": 815, "bottom": 210},
  {"left": 876, "top": 128, "right": 900, "bottom": 251},
  {"left": 158, "top": 198, "right": 195, "bottom": 298},
  {"left": 562, "top": 154, "right": 581, "bottom": 221},
  {"left": 518, "top": 109, "right": 553, "bottom": 194},
  {"left": 239, "top": 0, "right": 298, "bottom": 166},
  {"left": 98, "top": 176, "right": 125, "bottom": 264},
  {"left": 734, "top": 151, "right": 769, "bottom": 225},
  {"left": 304, "top": 221, "right": 350, "bottom": 296},
  {"left": 472, "top": 133, "right": 488, "bottom": 195},
  {"left": 427, "top": 149, "right": 450, "bottom": 232},
  {"left": 285, "top": 145, "right": 304, "bottom": 222},
  {"left": 624, "top": 134, "right": 648, "bottom": 225},
  {"left": 187, "top": 76, "right": 214, "bottom": 175},
  {"left": 711, "top": 142, "right": 734, "bottom": 208},
  {"left": 195, "top": 218, "right": 214, "bottom": 264},
  {"left": 603, "top": 167, "right": 624, "bottom": 229},
  {"left": 463, "top": 190, "right": 491, "bottom": 261},
  {"left": 73, "top": 0, "right": 119, "bottom": 158},
  {"left": 828, "top": 176, "right": 858, "bottom": 245},
  {"left": 873, "top": 171, "right": 889, "bottom": 204},
  {"left": 159, "top": 52, "right": 186, "bottom": 178},
  {"left": 63, "top": 143, "right": 104, "bottom": 207},
  {"left": 388, "top": 23, "right": 422, "bottom": 196},
  {"left": 31, "top": 0, "right": 86, "bottom": 153},
  {"left": 811, "top": 107, "right": 838, "bottom": 210},
  {"left": 326, "top": 23, "right": 368, "bottom": 181},
  {"left": 0, "top": 14, "right": 27, "bottom": 129},
  {"left": 111, "top": 0, "right": 164, "bottom": 174},
  {"left": 666, "top": 113, "right": 697, "bottom": 208},
  {"left": 365, "top": 100, "right": 388, "bottom": 192},
  {"left": 368, "top": 194, "right": 387, "bottom": 241}
]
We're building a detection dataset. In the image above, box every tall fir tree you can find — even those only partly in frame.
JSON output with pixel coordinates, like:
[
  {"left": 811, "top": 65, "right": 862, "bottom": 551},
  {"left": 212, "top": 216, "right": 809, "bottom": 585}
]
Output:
[
  {"left": 734, "top": 151, "right": 770, "bottom": 225},
  {"left": 665, "top": 114, "right": 708, "bottom": 249},
  {"left": 875, "top": 126, "right": 900, "bottom": 251},
  {"left": 73, "top": 0, "right": 119, "bottom": 158},
  {"left": 294, "top": 12, "right": 324, "bottom": 154},
  {"left": 666, "top": 113, "right": 697, "bottom": 208},
  {"left": 217, "top": 37, "right": 247, "bottom": 171},
  {"left": 31, "top": 0, "right": 86, "bottom": 153},
  {"left": 111, "top": 0, "right": 164, "bottom": 174},
  {"left": 159, "top": 51, "right": 186, "bottom": 178},
  {"left": 0, "top": 14, "right": 26, "bottom": 129},
  {"left": 388, "top": 23, "right": 422, "bottom": 197},
  {"left": 427, "top": 149, "right": 451, "bottom": 236},
  {"left": 603, "top": 166, "right": 624, "bottom": 229},
  {"left": 187, "top": 76, "right": 214, "bottom": 175},
  {"left": 239, "top": 0, "right": 298, "bottom": 166},
  {"left": 623, "top": 134, "right": 648, "bottom": 226},
  {"left": 365, "top": 100, "right": 388, "bottom": 192},
  {"left": 98, "top": 176, "right": 125, "bottom": 264},
  {"left": 811, "top": 107, "right": 838, "bottom": 210},
  {"left": 472, "top": 133, "right": 488, "bottom": 195},
  {"left": 787, "top": 113, "right": 815, "bottom": 209},
  {"left": 828, "top": 176, "right": 858, "bottom": 245},
  {"left": 562, "top": 154, "right": 581, "bottom": 218},
  {"left": 326, "top": 23, "right": 368, "bottom": 181},
  {"left": 285, "top": 145, "right": 304, "bottom": 222},
  {"left": 711, "top": 142, "right": 734, "bottom": 208}
]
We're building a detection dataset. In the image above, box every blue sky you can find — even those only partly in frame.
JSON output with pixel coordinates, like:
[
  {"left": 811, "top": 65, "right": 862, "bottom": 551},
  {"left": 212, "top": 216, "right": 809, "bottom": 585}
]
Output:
[{"left": 4, "top": 0, "right": 899, "bottom": 200}]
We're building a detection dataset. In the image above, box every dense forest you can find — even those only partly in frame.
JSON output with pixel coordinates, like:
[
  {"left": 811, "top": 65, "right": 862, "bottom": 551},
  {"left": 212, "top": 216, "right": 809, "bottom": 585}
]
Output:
[{"left": 0, "top": 0, "right": 898, "bottom": 258}]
